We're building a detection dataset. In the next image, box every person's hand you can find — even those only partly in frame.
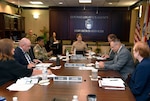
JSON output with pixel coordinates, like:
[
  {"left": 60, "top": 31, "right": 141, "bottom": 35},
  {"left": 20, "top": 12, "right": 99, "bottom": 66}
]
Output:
[
  {"left": 47, "top": 51, "right": 53, "bottom": 56},
  {"left": 101, "top": 54, "right": 109, "bottom": 59},
  {"left": 28, "top": 63, "right": 36, "bottom": 69},
  {"left": 99, "top": 61, "right": 105, "bottom": 68},
  {"left": 33, "top": 59, "right": 42, "bottom": 64}
]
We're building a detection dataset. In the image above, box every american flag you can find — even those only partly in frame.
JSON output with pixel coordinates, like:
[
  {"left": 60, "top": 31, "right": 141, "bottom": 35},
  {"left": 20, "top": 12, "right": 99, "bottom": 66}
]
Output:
[{"left": 134, "top": 18, "right": 141, "bottom": 43}]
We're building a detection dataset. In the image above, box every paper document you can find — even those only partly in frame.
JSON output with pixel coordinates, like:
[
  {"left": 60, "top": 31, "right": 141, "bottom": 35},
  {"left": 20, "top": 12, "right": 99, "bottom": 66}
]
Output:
[
  {"left": 49, "top": 57, "right": 57, "bottom": 61},
  {"left": 50, "top": 66, "right": 61, "bottom": 70},
  {"left": 95, "top": 56, "right": 106, "bottom": 60},
  {"left": 31, "top": 73, "right": 56, "bottom": 78},
  {"left": 36, "top": 63, "right": 52, "bottom": 68},
  {"left": 53, "top": 41, "right": 59, "bottom": 44},
  {"left": 7, "top": 77, "right": 36, "bottom": 91},
  {"left": 85, "top": 51, "right": 95, "bottom": 56},
  {"left": 7, "top": 83, "right": 34, "bottom": 91},
  {"left": 98, "top": 78, "right": 125, "bottom": 90},
  {"left": 79, "top": 66, "right": 95, "bottom": 70}
]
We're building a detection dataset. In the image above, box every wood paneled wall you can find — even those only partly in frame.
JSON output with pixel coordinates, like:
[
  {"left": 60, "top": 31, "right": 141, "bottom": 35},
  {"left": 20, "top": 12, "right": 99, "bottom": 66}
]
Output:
[{"left": 49, "top": 7, "right": 131, "bottom": 42}]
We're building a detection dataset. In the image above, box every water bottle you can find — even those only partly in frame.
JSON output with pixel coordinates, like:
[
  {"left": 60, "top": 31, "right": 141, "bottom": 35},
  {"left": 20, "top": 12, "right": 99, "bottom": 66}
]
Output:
[
  {"left": 89, "top": 49, "right": 92, "bottom": 58},
  {"left": 72, "top": 95, "right": 78, "bottom": 101},
  {"left": 56, "top": 56, "right": 60, "bottom": 66},
  {"left": 42, "top": 68, "right": 47, "bottom": 80},
  {"left": 66, "top": 50, "right": 69, "bottom": 60},
  {"left": 95, "top": 61, "right": 99, "bottom": 68}
]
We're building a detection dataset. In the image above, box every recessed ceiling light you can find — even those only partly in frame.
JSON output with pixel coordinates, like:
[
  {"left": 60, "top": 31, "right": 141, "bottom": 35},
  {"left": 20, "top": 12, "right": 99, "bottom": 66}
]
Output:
[
  {"left": 79, "top": 0, "right": 92, "bottom": 3},
  {"left": 29, "top": 1, "right": 43, "bottom": 5}
]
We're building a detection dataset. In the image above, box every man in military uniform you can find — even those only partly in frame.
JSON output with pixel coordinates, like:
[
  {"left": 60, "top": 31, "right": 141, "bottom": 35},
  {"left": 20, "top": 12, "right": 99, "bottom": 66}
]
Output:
[
  {"left": 26, "top": 29, "right": 37, "bottom": 44},
  {"left": 34, "top": 36, "right": 52, "bottom": 61}
]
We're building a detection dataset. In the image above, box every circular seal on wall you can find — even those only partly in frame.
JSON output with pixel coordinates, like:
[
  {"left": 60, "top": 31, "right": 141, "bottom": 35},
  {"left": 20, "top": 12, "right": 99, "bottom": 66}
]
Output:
[{"left": 85, "top": 19, "right": 93, "bottom": 30}]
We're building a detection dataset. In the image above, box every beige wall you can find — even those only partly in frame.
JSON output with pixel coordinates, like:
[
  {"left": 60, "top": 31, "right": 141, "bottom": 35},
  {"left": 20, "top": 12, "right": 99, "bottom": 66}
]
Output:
[
  {"left": 0, "top": 1, "right": 148, "bottom": 43},
  {"left": 0, "top": 1, "right": 17, "bottom": 14},
  {"left": 22, "top": 9, "right": 49, "bottom": 38}
]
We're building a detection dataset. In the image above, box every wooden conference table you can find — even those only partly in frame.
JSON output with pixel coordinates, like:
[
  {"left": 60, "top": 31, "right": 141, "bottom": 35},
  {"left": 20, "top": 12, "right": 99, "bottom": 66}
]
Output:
[{"left": 0, "top": 59, "right": 135, "bottom": 101}]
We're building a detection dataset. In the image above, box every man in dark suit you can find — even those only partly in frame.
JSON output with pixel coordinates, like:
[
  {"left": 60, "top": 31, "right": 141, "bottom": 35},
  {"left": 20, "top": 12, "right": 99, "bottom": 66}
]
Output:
[{"left": 14, "top": 38, "right": 41, "bottom": 69}]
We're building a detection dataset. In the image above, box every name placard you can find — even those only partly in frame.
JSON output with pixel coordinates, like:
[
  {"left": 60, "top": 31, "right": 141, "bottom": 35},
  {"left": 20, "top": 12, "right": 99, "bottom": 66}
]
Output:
[
  {"left": 53, "top": 76, "right": 82, "bottom": 82},
  {"left": 64, "top": 63, "right": 85, "bottom": 67},
  {"left": 70, "top": 55, "right": 86, "bottom": 60}
]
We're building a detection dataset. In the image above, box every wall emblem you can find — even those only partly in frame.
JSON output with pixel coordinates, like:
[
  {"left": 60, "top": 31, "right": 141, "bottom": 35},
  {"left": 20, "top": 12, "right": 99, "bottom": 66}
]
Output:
[{"left": 85, "top": 19, "right": 93, "bottom": 30}]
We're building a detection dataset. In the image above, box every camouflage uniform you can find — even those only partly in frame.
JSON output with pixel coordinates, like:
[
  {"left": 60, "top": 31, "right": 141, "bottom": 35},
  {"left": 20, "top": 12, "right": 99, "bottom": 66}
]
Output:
[{"left": 33, "top": 44, "right": 48, "bottom": 60}]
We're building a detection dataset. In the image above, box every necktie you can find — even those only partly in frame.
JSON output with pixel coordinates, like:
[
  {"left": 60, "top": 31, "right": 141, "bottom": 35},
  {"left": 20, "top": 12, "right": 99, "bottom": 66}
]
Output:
[{"left": 24, "top": 52, "right": 32, "bottom": 63}]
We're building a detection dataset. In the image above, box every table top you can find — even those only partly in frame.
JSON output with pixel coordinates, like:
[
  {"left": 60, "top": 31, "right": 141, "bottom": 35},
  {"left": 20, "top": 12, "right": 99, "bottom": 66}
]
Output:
[{"left": 0, "top": 59, "right": 135, "bottom": 101}]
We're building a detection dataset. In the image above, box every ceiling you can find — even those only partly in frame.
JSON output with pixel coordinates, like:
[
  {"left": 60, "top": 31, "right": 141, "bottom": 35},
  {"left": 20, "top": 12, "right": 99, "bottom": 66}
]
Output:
[{"left": 5, "top": 0, "right": 140, "bottom": 8}]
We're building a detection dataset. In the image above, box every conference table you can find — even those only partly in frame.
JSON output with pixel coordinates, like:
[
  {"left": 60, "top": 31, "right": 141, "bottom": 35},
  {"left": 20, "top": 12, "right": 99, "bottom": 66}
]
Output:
[{"left": 0, "top": 58, "right": 136, "bottom": 101}]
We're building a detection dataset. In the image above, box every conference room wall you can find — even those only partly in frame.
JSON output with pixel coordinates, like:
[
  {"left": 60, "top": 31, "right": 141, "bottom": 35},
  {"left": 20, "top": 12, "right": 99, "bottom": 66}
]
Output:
[
  {"left": 0, "top": 1, "right": 17, "bottom": 14},
  {"left": 49, "top": 7, "right": 131, "bottom": 42},
  {"left": 22, "top": 9, "right": 49, "bottom": 38},
  {"left": 0, "top": 1, "right": 147, "bottom": 44}
]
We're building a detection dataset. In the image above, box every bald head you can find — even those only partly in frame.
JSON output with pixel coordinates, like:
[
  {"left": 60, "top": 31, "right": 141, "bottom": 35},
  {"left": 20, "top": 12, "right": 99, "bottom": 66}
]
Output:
[{"left": 19, "top": 38, "right": 31, "bottom": 52}]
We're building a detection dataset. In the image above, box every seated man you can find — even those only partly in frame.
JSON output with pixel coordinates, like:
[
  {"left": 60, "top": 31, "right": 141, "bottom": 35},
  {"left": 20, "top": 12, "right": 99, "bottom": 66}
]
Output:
[
  {"left": 98, "top": 39, "right": 135, "bottom": 80},
  {"left": 14, "top": 38, "right": 41, "bottom": 68},
  {"left": 71, "top": 33, "right": 87, "bottom": 54},
  {"left": 101, "top": 33, "right": 117, "bottom": 60},
  {"left": 33, "top": 36, "right": 52, "bottom": 61},
  {"left": 26, "top": 29, "right": 37, "bottom": 44}
]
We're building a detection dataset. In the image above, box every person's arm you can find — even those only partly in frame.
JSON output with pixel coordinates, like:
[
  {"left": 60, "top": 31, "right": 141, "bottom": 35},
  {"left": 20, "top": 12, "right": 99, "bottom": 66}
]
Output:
[
  {"left": 33, "top": 45, "right": 40, "bottom": 59},
  {"left": 104, "top": 50, "right": 130, "bottom": 70},
  {"left": 49, "top": 37, "right": 54, "bottom": 46},
  {"left": 33, "top": 59, "right": 42, "bottom": 64},
  {"left": 71, "top": 42, "right": 75, "bottom": 54}
]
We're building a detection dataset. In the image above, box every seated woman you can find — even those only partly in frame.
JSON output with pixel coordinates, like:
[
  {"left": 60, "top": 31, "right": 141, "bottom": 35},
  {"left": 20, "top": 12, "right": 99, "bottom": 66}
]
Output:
[
  {"left": 129, "top": 41, "right": 150, "bottom": 101},
  {"left": 0, "top": 39, "right": 52, "bottom": 86},
  {"left": 71, "top": 33, "right": 87, "bottom": 54},
  {"left": 34, "top": 36, "right": 52, "bottom": 61},
  {"left": 49, "top": 31, "right": 62, "bottom": 55}
]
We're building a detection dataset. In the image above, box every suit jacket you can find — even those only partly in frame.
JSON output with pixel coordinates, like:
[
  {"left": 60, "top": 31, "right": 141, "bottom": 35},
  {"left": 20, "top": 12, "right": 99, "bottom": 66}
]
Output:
[
  {"left": 14, "top": 47, "right": 34, "bottom": 65},
  {"left": 129, "top": 58, "right": 150, "bottom": 101},
  {"left": 0, "top": 60, "right": 33, "bottom": 86},
  {"left": 104, "top": 45, "right": 135, "bottom": 80}
]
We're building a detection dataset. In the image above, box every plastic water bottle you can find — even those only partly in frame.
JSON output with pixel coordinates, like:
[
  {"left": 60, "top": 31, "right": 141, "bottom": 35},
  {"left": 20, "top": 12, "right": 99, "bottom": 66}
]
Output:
[
  {"left": 66, "top": 50, "right": 69, "bottom": 60},
  {"left": 88, "top": 49, "right": 92, "bottom": 58},
  {"left": 72, "top": 95, "right": 78, "bottom": 101},
  {"left": 95, "top": 61, "right": 99, "bottom": 68},
  {"left": 42, "top": 68, "right": 47, "bottom": 80}
]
